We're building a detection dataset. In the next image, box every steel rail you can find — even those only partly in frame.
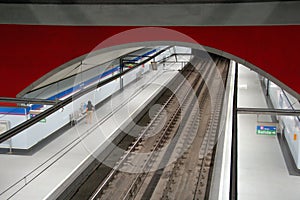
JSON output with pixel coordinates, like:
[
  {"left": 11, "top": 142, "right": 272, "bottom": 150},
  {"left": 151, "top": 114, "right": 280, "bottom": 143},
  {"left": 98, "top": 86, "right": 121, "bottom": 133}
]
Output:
[
  {"left": 0, "top": 97, "right": 59, "bottom": 105},
  {"left": 122, "top": 69, "right": 201, "bottom": 200},
  {"left": 159, "top": 63, "right": 208, "bottom": 199},
  {"left": 139, "top": 61, "right": 210, "bottom": 200},
  {"left": 237, "top": 107, "right": 300, "bottom": 116},
  {"left": 194, "top": 79, "right": 224, "bottom": 199},
  {"left": 121, "top": 60, "right": 208, "bottom": 199},
  {"left": 89, "top": 62, "right": 195, "bottom": 200},
  {"left": 186, "top": 58, "right": 226, "bottom": 199},
  {"left": 158, "top": 58, "right": 226, "bottom": 200}
]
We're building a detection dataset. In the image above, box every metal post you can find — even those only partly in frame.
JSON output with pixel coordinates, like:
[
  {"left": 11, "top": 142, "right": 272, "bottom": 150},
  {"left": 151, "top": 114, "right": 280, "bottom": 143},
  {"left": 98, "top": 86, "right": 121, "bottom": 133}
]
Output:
[
  {"left": 120, "top": 57, "right": 124, "bottom": 90},
  {"left": 230, "top": 62, "right": 238, "bottom": 200},
  {"left": 266, "top": 79, "right": 270, "bottom": 96},
  {"left": 9, "top": 138, "right": 12, "bottom": 154},
  {"left": 173, "top": 46, "right": 178, "bottom": 62}
]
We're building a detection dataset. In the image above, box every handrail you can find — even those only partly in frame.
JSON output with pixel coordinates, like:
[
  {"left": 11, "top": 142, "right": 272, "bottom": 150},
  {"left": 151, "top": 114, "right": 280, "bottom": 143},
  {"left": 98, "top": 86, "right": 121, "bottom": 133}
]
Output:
[
  {"left": 0, "top": 46, "right": 172, "bottom": 144},
  {"left": 0, "top": 60, "right": 169, "bottom": 198},
  {"left": 0, "top": 97, "right": 59, "bottom": 105},
  {"left": 230, "top": 62, "right": 238, "bottom": 200},
  {"left": 237, "top": 107, "right": 300, "bottom": 116}
]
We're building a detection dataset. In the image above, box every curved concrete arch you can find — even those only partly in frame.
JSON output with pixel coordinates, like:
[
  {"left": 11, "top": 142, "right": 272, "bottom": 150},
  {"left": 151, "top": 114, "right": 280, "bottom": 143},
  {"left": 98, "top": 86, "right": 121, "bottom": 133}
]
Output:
[
  {"left": 0, "top": 25, "right": 298, "bottom": 100},
  {"left": 20, "top": 41, "right": 300, "bottom": 100}
]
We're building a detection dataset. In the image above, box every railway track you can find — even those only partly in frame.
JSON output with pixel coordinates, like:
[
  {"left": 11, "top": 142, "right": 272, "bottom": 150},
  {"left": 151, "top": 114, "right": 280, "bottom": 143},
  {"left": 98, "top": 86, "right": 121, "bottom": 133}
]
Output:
[
  {"left": 90, "top": 58, "right": 204, "bottom": 199},
  {"left": 66, "top": 59, "right": 197, "bottom": 199},
  {"left": 89, "top": 56, "right": 229, "bottom": 200},
  {"left": 158, "top": 59, "right": 228, "bottom": 200}
]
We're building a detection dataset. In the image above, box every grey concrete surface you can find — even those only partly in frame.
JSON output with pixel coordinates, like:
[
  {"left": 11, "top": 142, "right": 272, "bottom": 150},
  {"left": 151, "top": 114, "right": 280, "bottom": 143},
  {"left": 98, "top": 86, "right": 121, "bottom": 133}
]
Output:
[{"left": 0, "top": 1, "right": 299, "bottom": 25}]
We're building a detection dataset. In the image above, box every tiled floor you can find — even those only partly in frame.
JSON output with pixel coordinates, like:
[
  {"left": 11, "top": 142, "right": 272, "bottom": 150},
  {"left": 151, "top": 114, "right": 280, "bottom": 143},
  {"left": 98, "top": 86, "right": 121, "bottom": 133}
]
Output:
[{"left": 237, "top": 65, "right": 300, "bottom": 200}]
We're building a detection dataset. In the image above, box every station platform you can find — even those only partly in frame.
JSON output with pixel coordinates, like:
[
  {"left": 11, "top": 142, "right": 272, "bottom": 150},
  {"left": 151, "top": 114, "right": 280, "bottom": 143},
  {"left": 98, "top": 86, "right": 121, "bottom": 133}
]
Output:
[
  {"left": 237, "top": 65, "right": 300, "bottom": 200},
  {"left": 0, "top": 67, "right": 179, "bottom": 199},
  {"left": 2, "top": 58, "right": 299, "bottom": 200}
]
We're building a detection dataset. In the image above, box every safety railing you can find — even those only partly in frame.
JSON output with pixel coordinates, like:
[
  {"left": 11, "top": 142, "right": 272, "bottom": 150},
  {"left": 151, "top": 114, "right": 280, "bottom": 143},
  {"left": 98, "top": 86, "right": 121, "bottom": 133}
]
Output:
[{"left": 0, "top": 48, "right": 193, "bottom": 199}]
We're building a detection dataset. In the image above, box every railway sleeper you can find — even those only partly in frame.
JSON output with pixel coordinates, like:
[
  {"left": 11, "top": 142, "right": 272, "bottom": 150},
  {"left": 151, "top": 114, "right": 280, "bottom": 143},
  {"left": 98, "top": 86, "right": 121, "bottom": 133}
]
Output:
[
  {"left": 200, "top": 145, "right": 207, "bottom": 151},
  {"left": 187, "top": 136, "right": 194, "bottom": 143},
  {"left": 204, "top": 160, "right": 211, "bottom": 167},
  {"left": 205, "top": 154, "right": 212, "bottom": 160},
  {"left": 182, "top": 154, "right": 188, "bottom": 160},
  {"left": 178, "top": 158, "right": 184, "bottom": 165},
  {"left": 175, "top": 147, "right": 183, "bottom": 155},
  {"left": 165, "top": 131, "right": 172, "bottom": 136},
  {"left": 163, "top": 135, "right": 170, "bottom": 141},
  {"left": 134, "top": 146, "right": 142, "bottom": 151}
]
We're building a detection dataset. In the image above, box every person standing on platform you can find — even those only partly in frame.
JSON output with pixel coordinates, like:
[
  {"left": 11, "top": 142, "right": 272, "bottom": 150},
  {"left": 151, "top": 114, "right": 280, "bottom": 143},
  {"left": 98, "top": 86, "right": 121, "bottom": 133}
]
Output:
[{"left": 86, "top": 100, "right": 94, "bottom": 124}]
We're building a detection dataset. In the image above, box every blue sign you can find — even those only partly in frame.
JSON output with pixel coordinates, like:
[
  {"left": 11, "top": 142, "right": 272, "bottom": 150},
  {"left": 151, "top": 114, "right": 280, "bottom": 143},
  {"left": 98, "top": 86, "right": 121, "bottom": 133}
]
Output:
[{"left": 256, "top": 126, "right": 276, "bottom": 135}]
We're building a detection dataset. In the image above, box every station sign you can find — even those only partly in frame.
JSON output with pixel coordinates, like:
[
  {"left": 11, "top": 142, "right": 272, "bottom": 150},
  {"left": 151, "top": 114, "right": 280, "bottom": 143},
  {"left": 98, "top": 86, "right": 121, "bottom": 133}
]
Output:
[{"left": 256, "top": 125, "right": 276, "bottom": 135}]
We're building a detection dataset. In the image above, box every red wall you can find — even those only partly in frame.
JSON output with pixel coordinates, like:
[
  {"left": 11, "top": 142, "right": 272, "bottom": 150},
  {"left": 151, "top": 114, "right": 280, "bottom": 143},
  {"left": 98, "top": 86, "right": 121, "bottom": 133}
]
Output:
[{"left": 0, "top": 25, "right": 299, "bottom": 98}]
